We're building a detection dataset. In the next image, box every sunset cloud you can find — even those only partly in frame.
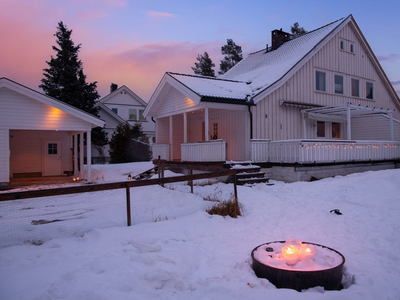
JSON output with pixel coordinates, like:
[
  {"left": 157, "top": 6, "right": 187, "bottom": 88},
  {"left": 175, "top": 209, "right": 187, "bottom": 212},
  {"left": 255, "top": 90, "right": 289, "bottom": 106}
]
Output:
[
  {"left": 147, "top": 11, "right": 177, "bottom": 18},
  {"left": 377, "top": 53, "right": 400, "bottom": 61}
]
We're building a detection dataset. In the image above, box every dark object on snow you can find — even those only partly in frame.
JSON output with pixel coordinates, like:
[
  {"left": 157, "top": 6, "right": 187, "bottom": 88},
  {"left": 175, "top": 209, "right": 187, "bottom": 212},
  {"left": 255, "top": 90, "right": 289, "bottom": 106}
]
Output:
[
  {"left": 330, "top": 209, "right": 342, "bottom": 215},
  {"left": 265, "top": 247, "right": 274, "bottom": 252}
]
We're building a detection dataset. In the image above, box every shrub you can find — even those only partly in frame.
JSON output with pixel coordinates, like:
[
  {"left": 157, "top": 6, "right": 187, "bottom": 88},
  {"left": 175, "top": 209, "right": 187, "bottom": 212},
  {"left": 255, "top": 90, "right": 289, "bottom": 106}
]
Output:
[{"left": 206, "top": 197, "right": 241, "bottom": 218}]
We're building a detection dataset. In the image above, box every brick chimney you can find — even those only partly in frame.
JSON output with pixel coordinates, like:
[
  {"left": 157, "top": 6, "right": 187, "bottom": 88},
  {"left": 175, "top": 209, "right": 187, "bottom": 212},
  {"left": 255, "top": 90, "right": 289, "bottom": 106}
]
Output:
[
  {"left": 110, "top": 83, "right": 118, "bottom": 93},
  {"left": 271, "top": 29, "right": 291, "bottom": 50}
]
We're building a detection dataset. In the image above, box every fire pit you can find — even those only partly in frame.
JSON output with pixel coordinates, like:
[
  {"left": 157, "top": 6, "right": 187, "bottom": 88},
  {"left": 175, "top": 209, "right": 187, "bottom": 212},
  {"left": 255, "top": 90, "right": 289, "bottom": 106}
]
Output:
[{"left": 251, "top": 240, "right": 345, "bottom": 291}]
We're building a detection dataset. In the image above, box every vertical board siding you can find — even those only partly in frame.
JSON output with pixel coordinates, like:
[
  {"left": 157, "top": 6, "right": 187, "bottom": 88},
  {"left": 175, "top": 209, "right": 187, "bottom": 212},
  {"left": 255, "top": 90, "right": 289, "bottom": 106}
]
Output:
[
  {"left": 9, "top": 130, "right": 72, "bottom": 176},
  {"left": 253, "top": 22, "right": 400, "bottom": 141},
  {"left": 0, "top": 129, "right": 8, "bottom": 182},
  {"left": 156, "top": 117, "right": 170, "bottom": 144},
  {"left": 172, "top": 114, "right": 184, "bottom": 160},
  {"left": 352, "top": 115, "right": 400, "bottom": 141}
]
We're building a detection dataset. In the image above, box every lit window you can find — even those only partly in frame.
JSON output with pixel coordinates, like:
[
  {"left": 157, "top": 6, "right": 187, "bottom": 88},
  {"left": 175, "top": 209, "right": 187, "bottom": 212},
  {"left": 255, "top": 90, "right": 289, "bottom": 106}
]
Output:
[
  {"left": 335, "top": 75, "right": 344, "bottom": 94},
  {"left": 139, "top": 110, "right": 146, "bottom": 121},
  {"left": 316, "top": 71, "right": 326, "bottom": 92},
  {"left": 111, "top": 108, "right": 118, "bottom": 114},
  {"left": 129, "top": 109, "right": 137, "bottom": 120},
  {"left": 332, "top": 123, "right": 341, "bottom": 139},
  {"left": 351, "top": 78, "right": 360, "bottom": 97},
  {"left": 366, "top": 82, "right": 373, "bottom": 99},
  {"left": 317, "top": 121, "right": 325, "bottom": 138}
]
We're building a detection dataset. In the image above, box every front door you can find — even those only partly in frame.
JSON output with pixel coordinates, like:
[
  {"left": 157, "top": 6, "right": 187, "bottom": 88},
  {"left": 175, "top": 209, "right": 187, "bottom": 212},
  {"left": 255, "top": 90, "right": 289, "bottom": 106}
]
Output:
[
  {"left": 202, "top": 120, "right": 220, "bottom": 141},
  {"left": 43, "top": 140, "right": 62, "bottom": 176}
]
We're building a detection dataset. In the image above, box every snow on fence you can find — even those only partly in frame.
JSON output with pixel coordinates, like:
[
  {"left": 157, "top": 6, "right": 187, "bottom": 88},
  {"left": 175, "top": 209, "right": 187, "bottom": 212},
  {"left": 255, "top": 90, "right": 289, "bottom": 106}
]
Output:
[
  {"left": 0, "top": 169, "right": 237, "bottom": 248},
  {"left": 250, "top": 139, "right": 400, "bottom": 163},
  {"left": 181, "top": 140, "right": 226, "bottom": 162}
]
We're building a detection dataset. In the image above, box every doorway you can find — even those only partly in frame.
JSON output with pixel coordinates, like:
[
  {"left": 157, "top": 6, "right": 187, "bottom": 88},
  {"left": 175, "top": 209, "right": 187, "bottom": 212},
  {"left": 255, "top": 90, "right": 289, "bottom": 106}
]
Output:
[{"left": 43, "top": 140, "right": 62, "bottom": 176}]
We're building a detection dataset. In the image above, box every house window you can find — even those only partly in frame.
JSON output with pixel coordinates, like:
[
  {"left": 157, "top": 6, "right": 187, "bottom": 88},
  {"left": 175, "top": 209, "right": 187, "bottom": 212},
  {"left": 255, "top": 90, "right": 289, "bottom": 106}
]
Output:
[
  {"left": 129, "top": 109, "right": 137, "bottom": 120},
  {"left": 366, "top": 82, "right": 374, "bottom": 99},
  {"left": 334, "top": 75, "right": 344, "bottom": 94},
  {"left": 316, "top": 71, "right": 326, "bottom": 92},
  {"left": 139, "top": 110, "right": 146, "bottom": 121},
  {"left": 48, "top": 143, "right": 57, "bottom": 155},
  {"left": 351, "top": 78, "right": 360, "bottom": 97},
  {"left": 350, "top": 44, "right": 354, "bottom": 53},
  {"left": 332, "top": 123, "right": 341, "bottom": 139},
  {"left": 212, "top": 122, "right": 218, "bottom": 139},
  {"left": 111, "top": 108, "right": 118, "bottom": 114},
  {"left": 340, "top": 40, "right": 344, "bottom": 50},
  {"left": 317, "top": 121, "right": 325, "bottom": 138}
]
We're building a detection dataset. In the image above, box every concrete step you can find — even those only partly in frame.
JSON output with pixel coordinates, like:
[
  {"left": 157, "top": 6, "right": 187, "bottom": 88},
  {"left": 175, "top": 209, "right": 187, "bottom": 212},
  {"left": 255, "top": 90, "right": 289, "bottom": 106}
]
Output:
[
  {"left": 237, "top": 177, "right": 273, "bottom": 185},
  {"left": 236, "top": 171, "right": 266, "bottom": 179}
]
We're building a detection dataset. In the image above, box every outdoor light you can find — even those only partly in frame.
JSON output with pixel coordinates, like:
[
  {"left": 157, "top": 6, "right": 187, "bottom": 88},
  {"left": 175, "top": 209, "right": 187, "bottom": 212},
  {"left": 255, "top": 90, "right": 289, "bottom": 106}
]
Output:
[
  {"left": 127, "top": 174, "right": 132, "bottom": 180},
  {"left": 300, "top": 244, "right": 316, "bottom": 261},
  {"left": 72, "top": 171, "right": 80, "bottom": 181},
  {"left": 282, "top": 239, "right": 301, "bottom": 265}
]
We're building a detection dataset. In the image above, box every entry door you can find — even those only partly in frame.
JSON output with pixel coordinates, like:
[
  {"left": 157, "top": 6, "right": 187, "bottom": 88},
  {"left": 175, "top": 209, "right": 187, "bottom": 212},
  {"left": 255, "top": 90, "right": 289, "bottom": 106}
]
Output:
[
  {"left": 202, "top": 120, "right": 220, "bottom": 141},
  {"left": 43, "top": 140, "right": 62, "bottom": 176}
]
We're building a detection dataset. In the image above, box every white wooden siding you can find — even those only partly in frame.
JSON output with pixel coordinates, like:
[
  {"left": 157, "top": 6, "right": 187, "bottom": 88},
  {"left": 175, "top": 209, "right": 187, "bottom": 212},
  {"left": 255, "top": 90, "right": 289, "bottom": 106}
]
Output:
[
  {"left": 253, "top": 22, "right": 400, "bottom": 141},
  {"left": 0, "top": 129, "right": 9, "bottom": 182},
  {"left": 187, "top": 110, "right": 247, "bottom": 161},
  {"left": 156, "top": 117, "right": 170, "bottom": 144},
  {"left": 155, "top": 87, "right": 197, "bottom": 117},
  {"left": 352, "top": 115, "right": 400, "bottom": 141},
  {"left": 0, "top": 88, "right": 92, "bottom": 131},
  {"left": 181, "top": 141, "right": 226, "bottom": 162},
  {"left": 9, "top": 130, "right": 72, "bottom": 176}
]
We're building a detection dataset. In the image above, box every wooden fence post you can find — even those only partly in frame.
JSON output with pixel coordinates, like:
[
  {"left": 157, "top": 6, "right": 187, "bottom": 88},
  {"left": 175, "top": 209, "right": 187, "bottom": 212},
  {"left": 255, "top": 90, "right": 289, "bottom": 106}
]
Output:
[
  {"left": 233, "top": 172, "right": 238, "bottom": 205},
  {"left": 190, "top": 169, "right": 193, "bottom": 193},
  {"left": 126, "top": 185, "right": 131, "bottom": 226}
]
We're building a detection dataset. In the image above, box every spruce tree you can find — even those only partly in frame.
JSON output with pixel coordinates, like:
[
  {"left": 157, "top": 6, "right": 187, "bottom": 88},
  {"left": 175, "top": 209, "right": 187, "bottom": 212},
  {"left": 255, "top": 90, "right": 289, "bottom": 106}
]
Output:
[
  {"left": 290, "top": 22, "right": 307, "bottom": 38},
  {"left": 40, "top": 21, "right": 108, "bottom": 158},
  {"left": 109, "top": 123, "right": 151, "bottom": 163},
  {"left": 218, "top": 39, "right": 243, "bottom": 75},
  {"left": 191, "top": 52, "right": 216, "bottom": 77}
]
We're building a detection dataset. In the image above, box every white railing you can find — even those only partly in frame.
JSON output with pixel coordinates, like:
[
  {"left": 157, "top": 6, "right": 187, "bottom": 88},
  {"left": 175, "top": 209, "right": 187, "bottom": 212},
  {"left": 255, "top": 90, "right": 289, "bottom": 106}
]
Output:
[
  {"left": 251, "top": 139, "right": 270, "bottom": 162},
  {"left": 181, "top": 140, "right": 226, "bottom": 162},
  {"left": 151, "top": 144, "right": 170, "bottom": 160},
  {"left": 268, "top": 140, "right": 400, "bottom": 163}
]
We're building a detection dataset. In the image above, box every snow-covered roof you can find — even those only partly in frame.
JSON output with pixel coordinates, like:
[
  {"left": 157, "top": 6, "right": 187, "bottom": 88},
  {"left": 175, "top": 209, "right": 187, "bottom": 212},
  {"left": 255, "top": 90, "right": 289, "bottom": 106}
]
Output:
[
  {"left": 220, "top": 18, "right": 346, "bottom": 99},
  {"left": 167, "top": 72, "right": 252, "bottom": 102}
]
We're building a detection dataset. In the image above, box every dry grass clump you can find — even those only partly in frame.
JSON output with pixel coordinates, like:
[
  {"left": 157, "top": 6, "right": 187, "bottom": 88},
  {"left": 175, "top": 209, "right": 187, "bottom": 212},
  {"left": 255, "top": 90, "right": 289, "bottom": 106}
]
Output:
[{"left": 206, "top": 196, "right": 241, "bottom": 218}]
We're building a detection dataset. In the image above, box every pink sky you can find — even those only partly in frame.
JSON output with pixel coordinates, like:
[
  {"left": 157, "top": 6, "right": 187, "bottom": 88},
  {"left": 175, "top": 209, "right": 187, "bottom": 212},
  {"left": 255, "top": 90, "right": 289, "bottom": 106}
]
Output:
[{"left": 1, "top": 0, "right": 400, "bottom": 101}]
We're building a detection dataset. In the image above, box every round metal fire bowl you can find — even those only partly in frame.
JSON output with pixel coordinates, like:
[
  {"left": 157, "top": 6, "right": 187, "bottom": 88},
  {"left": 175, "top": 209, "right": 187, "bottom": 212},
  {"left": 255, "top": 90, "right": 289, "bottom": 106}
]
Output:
[{"left": 251, "top": 241, "right": 345, "bottom": 291}]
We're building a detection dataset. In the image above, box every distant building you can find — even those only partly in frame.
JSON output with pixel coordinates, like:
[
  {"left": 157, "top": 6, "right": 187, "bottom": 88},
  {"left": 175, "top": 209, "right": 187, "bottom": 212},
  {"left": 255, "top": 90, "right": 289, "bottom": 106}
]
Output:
[{"left": 94, "top": 84, "right": 155, "bottom": 163}]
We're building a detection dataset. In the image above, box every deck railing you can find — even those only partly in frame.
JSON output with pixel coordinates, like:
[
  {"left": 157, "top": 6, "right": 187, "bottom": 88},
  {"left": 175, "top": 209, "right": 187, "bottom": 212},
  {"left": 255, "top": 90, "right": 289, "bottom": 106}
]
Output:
[
  {"left": 251, "top": 139, "right": 400, "bottom": 163},
  {"left": 181, "top": 140, "right": 226, "bottom": 162},
  {"left": 151, "top": 144, "right": 170, "bottom": 160}
]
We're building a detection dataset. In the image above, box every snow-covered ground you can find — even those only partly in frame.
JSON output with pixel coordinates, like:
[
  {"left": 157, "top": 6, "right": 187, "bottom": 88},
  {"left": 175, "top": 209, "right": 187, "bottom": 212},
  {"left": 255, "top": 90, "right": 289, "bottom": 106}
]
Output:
[{"left": 1, "top": 163, "right": 400, "bottom": 299}]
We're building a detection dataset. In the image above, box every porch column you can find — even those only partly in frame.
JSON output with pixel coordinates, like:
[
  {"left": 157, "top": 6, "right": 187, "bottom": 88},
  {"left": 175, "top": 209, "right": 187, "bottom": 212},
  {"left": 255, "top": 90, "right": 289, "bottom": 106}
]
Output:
[
  {"left": 87, "top": 130, "right": 92, "bottom": 183},
  {"left": 347, "top": 105, "right": 351, "bottom": 140},
  {"left": 169, "top": 116, "right": 173, "bottom": 160},
  {"left": 183, "top": 112, "right": 187, "bottom": 143},
  {"left": 302, "top": 112, "right": 306, "bottom": 139},
  {"left": 205, "top": 107, "right": 209, "bottom": 141},
  {"left": 390, "top": 111, "right": 394, "bottom": 141},
  {"left": 74, "top": 134, "right": 78, "bottom": 174},
  {"left": 79, "top": 133, "right": 84, "bottom": 177}
]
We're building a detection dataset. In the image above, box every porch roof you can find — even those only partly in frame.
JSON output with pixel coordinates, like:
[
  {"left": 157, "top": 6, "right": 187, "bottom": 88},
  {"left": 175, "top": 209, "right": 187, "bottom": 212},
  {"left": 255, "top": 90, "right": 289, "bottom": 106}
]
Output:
[{"left": 302, "top": 104, "right": 394, "bottom": 122}]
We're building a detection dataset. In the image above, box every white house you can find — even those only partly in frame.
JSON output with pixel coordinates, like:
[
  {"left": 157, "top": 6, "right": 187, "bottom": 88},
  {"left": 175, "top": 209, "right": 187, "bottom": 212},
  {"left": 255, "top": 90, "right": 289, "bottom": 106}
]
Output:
[
  {"left": 95, "top": 84, "right": 156, "bottom": 163},
  {"left": 144, "top": 15, "right": 400, "bottom": 171},
  {"left": 0, "top": 78, "right": 105, "bottom": 189}
]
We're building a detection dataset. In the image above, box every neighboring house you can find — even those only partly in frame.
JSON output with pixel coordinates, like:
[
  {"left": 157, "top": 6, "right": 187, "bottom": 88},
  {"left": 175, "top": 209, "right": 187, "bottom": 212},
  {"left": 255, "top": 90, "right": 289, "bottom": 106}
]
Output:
[
  {"left": 144, "top": 15, "right": 400, "bottom": 174},
  {"left": 94, "top": 84, "right": 156, "bottom": 163},
  {"left": 0, "top": 77, "right": 105, "bottom": 189}
]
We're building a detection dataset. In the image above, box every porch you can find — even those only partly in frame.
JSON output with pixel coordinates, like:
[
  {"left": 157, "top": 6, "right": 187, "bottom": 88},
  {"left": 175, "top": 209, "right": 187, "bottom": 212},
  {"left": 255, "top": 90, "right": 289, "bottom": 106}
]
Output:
[{"left": 152, "top": 139, "right": 400, "bottom": 164}]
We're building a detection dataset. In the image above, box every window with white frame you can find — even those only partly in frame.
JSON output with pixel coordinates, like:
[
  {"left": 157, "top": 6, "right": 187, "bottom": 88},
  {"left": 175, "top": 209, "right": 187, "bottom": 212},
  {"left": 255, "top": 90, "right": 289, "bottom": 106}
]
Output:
[
  {"left": 316, "top": 71, "right": 326, "bottom": 92},
  {"left": 111, "top": 108, "right": 118, "bottom": 114},
  {"left": 366, "top": 82, "right": 374, "bottom": 99},
  {"left": 334, "top": 75, "right": 344, "bottom": 94},
  {"left": 332, "top": 123, "right": 341, "bottom": 139},
  {"left": 129, "top": 109, "right": 137, "bottom": 120},
  {"left": 351, "top": 78, "right": 360, "bottom": 97},
  {"left": 317, "top": 121, "right": 326, "bottom": 138},
  {"left": 139, "top": 110, "right": 146, "bottom": 121}
]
